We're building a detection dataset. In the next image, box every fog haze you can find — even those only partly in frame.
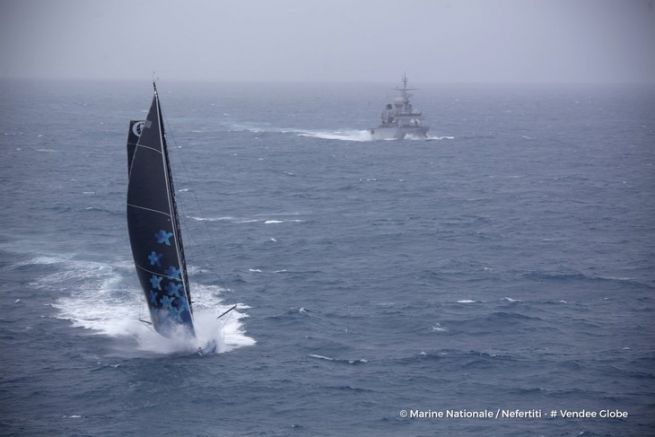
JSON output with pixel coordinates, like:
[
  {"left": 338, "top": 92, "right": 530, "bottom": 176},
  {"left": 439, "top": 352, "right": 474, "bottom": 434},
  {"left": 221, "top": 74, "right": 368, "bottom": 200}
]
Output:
[{"left": 1, "top": 0, "right": 654, "bottom": 83}]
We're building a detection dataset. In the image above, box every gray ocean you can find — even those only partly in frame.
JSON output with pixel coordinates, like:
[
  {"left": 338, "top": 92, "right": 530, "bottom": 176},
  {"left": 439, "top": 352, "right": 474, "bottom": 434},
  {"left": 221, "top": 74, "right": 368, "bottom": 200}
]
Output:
[{"left": 1, "top": 80, "right": 654, "bottom": 436}]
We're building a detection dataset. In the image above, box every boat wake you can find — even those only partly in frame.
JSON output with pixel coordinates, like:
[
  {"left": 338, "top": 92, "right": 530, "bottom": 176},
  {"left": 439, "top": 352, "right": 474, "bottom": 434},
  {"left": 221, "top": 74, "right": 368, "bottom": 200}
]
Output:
[
  {"left": 226, "top": 122, "right": 453, "bottom": 142},
  {"left": 25, "top": 254, "right": 255, "bottom": 355},
  {"left": 227, "top": 122, "right": 372, "bottom": 142},
  {"left": 297, "top": 129, "right": 373, "bottom": 142}
]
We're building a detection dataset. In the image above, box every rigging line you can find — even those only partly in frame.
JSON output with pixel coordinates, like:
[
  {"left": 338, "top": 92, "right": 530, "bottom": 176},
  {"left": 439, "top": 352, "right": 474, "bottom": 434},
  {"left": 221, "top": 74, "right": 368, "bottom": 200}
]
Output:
[{"left": 160, "top": 101, "right": 226, "bottom": 283}]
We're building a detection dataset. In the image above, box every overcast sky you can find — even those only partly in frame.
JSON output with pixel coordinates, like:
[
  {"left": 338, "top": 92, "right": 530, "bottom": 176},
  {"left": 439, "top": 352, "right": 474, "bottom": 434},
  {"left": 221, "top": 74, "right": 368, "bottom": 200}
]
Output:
[{"left": 1, "top": 0, "right": 654, "bottom": 83}]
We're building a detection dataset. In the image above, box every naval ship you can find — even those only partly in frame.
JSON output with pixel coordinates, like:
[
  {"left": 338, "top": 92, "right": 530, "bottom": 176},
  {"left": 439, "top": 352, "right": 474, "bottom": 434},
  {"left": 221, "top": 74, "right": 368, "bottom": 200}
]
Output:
[{"left": 370, "top": 75, "right": 429, "bottom": 140}]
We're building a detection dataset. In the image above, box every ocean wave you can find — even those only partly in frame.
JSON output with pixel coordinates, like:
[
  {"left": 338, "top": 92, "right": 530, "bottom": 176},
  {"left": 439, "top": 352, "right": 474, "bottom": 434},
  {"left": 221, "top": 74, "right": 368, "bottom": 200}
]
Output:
[
  {"left": 397, "top": 349, "right": 518, "bottom": 366},
  {"left": 268, "top": 306, "right": 314, "bottom": 320},
  {"left": 189, "top": 215, "right": 241, "bottom": 222},
  {"left": 264, "top": 219, "right": 303, "bottom": 224},
  {"left": 425, "top": 135, "right": 455, "bottom": 140},
  {"left": 484, "top": 311, "right": 543, "bottom": 322},
  {"left": 523, "top": 270, "right": 652, "bottom": 288},
  {"left": 83, "top": 206, "right": 121, "bottom": 216},
  {"left": 188, "top": 215, "right": 304, "bottom": 225},
  {"left": 23, "top": 255, "right": 254, "bottom": 355},
  {"left": 10, "top": 254, "right": 73, "bottom": 268},
  {"left": 308, "top": 353, "right": 367, "bottom": 365}
]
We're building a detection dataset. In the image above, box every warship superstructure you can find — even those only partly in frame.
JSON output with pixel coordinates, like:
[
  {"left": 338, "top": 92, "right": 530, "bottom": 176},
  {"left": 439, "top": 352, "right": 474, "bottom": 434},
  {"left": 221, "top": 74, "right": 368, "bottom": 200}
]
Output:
[{"left": 370, "top": 75, "right": 429, "bottom": 140}]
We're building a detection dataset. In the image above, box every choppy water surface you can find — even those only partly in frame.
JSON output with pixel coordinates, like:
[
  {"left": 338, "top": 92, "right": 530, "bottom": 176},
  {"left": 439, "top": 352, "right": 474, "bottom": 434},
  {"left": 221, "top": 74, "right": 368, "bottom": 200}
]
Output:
[{"left": 1, "top": 80, "right": 654, "bottom": 436}]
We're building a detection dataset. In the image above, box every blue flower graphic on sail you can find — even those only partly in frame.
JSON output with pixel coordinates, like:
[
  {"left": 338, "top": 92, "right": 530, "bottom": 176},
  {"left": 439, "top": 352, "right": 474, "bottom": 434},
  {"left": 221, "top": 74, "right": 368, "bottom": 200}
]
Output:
[
  {"left": 172, "top": 303, "right": 190, "bottom": 322},
  {"left": 148, "top": 251, "right": 162, "bottom": 267},
  {"left": 157, "top": 294, "right": 190, "bottom": 322},
  {"left": 165, "top": 265, "right": 181, "bottom": 279},
  {"left": 160, "top": 295, "right": 175, "bottom": 311},
  {"left": 149, "top": 274, "right": 163, "bottom": 290},
  {"left": 155, "top": 230, "right": 173, "bottom": 246},
  {"left": 148, "top": 289, "right": 159, "bottom": 306},
  {"left": 166, "top": 281, "right": 183, "bottom": 299}
]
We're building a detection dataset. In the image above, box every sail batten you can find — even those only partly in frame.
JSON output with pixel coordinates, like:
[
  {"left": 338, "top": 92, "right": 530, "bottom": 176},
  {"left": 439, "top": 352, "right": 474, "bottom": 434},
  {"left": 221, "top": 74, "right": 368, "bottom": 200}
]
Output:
[
  {"left": 126, "top": 86, "right": 195, "bottom": 338},
  {"left": 135, "top": 143, "right": 163, "bottom": 155},
  {"left": 135, "top": 264, "right": 185, "bottom": 281},
  {"left": 127, "top": 203, "right": 171, "bottom": 217}
]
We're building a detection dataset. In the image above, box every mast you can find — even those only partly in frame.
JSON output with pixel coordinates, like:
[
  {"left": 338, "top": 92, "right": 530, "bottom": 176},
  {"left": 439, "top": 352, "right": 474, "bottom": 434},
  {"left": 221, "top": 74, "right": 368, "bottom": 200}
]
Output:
[{"left": 396, "top": 74, "right": 415, "bottom": 103}]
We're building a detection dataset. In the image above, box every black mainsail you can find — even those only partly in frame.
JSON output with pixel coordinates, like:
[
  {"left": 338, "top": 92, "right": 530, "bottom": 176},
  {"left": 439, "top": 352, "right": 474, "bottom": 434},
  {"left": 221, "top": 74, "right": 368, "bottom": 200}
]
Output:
[{"left": 126, "top": 83, "right": 195, "bottom": 337}]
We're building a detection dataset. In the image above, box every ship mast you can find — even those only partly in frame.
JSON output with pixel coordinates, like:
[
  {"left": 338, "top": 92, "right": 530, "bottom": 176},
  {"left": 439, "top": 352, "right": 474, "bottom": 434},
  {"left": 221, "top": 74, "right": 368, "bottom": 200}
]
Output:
[{"left": 396, "top": 73, "right": 415, "bottom": 103}]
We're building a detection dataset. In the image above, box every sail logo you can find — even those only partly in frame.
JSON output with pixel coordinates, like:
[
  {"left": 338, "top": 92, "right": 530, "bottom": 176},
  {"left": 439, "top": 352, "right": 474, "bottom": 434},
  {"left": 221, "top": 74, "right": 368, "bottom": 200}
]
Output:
[{"left": 132, "top": 121, "right": 146, "bottom": 137}]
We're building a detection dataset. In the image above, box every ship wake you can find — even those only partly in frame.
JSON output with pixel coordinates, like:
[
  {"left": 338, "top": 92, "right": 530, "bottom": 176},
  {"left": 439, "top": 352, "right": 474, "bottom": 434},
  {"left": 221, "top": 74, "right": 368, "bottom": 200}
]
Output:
[{"left": 226, "top": 122, "right": 453, "bottom": 142}]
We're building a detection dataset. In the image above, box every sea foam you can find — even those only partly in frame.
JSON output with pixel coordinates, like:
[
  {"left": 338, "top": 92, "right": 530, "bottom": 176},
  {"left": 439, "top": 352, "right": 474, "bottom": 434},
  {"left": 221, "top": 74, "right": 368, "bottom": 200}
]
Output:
[{"left": 25, "top": 255, "right": 254, "bottom": 355}]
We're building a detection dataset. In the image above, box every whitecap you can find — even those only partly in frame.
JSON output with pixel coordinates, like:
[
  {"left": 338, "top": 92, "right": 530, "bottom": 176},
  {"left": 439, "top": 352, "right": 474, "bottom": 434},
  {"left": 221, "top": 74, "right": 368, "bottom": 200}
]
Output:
[
  {"left": 189, "top": 216, "right": 263, "bottom": 224},
  {"left": 308, "top": 353, "right": 334, "bottom": 361},
  {"left": 264, "top": 219, "right": 303, "bottom": 224},
  {"left": 38, "top": 258, "right": 254, "bottom": 355},
  {"left": 12, "top": 254, "right": 71, "bottom": 267},
  {"left": 189, "top": 216, "right": 236, "bottom": 222}
]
